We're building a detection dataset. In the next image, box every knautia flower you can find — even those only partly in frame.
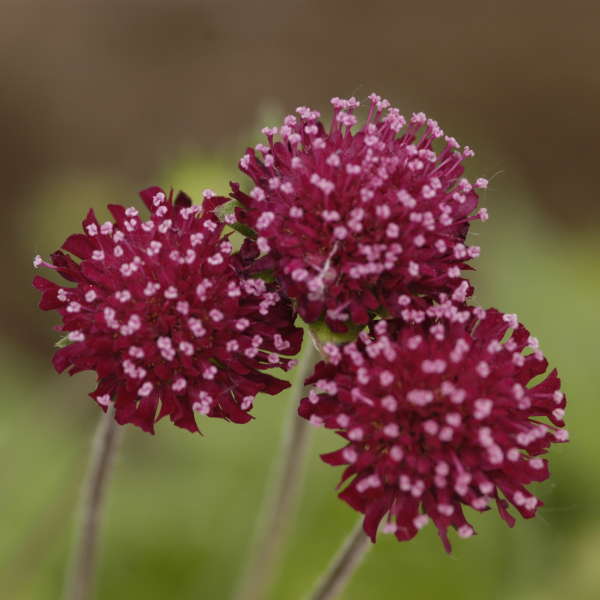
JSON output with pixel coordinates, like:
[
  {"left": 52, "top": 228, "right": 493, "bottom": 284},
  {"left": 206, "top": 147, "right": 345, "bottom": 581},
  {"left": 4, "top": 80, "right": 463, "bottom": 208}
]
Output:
[
  {"left": 298, "top": 300, "right": 567, "bottom": 551},
  {"left": 34, "top": 187, "right": 302, "bottom": 433},
  {"left": 231, "top": 93, "right": 488, "bottom": 331}
]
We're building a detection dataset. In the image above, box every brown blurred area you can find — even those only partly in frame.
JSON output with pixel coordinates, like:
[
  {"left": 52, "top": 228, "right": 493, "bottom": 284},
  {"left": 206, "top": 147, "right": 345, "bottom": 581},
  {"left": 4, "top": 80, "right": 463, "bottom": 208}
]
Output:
[{"left": 3, "top": 0, "right": 598, "bottom": 352}]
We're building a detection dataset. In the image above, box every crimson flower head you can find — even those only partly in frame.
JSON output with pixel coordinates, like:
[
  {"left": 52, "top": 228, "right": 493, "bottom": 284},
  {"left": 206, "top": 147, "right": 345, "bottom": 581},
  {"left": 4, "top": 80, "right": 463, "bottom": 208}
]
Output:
[
  {"left": 299, "top": 300, "right": 567, "bottom": 551},
  {"left": 231, "top": 93, "right": 488, "bottom": 331},
  {"left": 34, "top": 187, "right": 302, "bottom": 434}
]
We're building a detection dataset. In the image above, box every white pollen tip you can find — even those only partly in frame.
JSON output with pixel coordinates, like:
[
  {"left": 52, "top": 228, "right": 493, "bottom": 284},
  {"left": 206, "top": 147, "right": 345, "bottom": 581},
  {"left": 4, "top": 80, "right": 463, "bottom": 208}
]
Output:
[
  {"left": 96, "top": 394, "right": 111, "bottom": 407},
  {"left": 413, "top": 515, "right": 429, "bottom": 530},
  {"left": 458, "top": 525, "right": 474, "bottom": 539}
]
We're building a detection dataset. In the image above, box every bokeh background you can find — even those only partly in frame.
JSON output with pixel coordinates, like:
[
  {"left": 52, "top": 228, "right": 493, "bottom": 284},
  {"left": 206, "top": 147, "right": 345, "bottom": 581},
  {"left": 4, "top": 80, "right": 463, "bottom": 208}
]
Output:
[{"left": 3, "top": 1, "right": 599, "bottom": 598}]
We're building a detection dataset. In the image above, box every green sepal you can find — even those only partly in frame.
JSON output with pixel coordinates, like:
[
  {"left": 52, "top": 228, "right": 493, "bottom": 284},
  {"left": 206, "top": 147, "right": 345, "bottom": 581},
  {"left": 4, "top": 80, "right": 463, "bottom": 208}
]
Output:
[
  {"left": 55, "top": 334, "right": 72, "bottom": 348},
  {"left": 214, "top": 199, "right": 257, "bottom": 239},
  {"left": 253, "top": 269, "right": 275, "bottom": 283},
  {"left": 304, "top": 318, "right": 364, "bottom": 348},
  {"left": 213, "top": 198, "right": 241, "bottom": 221},
  {"left": 229, "top": 222, "right": 257, "bottom": 239}
]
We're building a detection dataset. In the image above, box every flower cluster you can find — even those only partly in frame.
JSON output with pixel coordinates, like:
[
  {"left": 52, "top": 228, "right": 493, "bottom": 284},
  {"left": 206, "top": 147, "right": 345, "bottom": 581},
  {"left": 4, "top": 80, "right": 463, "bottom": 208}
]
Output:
[
  {"left": 299, "top": 300, "right": 567, "bottom": 551},
  {"left": 34, "top": 187, "right": 302, "bottom": 433},
  {"left": 34, "top": 92, "right": 567, "bottom": 553},
  {"left": 231, "top": 93, "right": 488, "bottom": 331}
]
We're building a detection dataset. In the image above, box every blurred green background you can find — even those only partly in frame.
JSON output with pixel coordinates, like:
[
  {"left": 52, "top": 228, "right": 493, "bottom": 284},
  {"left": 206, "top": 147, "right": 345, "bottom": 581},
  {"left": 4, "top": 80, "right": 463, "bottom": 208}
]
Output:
[{"left": 3, "top": 1, "right": 600, "bottom": 599}]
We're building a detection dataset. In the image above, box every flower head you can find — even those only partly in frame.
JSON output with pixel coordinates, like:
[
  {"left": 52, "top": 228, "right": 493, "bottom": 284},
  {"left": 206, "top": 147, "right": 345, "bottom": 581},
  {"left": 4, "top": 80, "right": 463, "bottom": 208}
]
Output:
[
  {"left": 34, "top": 187, "right": 302, "bottom": 433},
  {"left": 299, "top": 301, "right": 567, "bottom": 551},
  {"left": 231, "top": 93, "right": 488, "bottom": 331}
]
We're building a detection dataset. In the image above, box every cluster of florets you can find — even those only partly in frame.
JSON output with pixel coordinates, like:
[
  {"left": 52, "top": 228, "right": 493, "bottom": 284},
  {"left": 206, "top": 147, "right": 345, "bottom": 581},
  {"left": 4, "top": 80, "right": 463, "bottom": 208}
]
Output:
[
  {"left": 299, "top": 299, "right": 567, "bottom": 551},
  {"left": 34, "top": 92, "right": 567, "bottom": 553},
  {"left": 231, "top": 93, "right": 488, "bottom": 331},
  {"left": 34, "top": 187, "right": 302, "bottom": 433}
]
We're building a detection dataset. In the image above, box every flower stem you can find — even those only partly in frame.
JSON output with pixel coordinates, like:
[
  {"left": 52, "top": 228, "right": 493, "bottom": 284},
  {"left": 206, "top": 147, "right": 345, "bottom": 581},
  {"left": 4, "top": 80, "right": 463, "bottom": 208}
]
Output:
[
  {"left": 63, "top": 406, "right": 122, "bottom": 600},
  {"left": 306, "top": 519, "right": 371, "bottom": 600},
  {"left": 234, "top": 342, "right": 319, "bottom": 600}
]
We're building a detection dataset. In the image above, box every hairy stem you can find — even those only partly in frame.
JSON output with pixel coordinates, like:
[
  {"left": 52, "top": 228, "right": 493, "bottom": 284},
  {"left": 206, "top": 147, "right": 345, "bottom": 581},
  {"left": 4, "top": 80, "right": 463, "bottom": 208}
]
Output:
[
  {"left": 63, "top": 406, "right": 122, "bottom": 600},
  {"left": 234, "top": 342, "right": 319, "bottom": 600},
  {"left": 306, "top": 519, "right": 371, "bottom": 600}
]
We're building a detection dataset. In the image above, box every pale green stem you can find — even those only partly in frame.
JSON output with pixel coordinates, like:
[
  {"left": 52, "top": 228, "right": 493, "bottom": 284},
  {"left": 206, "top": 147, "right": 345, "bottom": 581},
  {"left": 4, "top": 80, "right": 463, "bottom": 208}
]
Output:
[
  {"left": 233, "top": 342, "right": 320, "bottom": 600},
  {"left": 306, "top": 519, "right": 372, "bottom": 600},
  {"left": 63, "top": 406, "right": 122, "bottom": 600}
]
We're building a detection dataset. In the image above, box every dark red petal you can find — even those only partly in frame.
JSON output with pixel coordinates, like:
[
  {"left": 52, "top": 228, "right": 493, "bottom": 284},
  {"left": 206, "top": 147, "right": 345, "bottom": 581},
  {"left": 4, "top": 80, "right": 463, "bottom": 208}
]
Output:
[
  {"left": 139, "top": 186, "right": 165, "bottom": 212},
  {"left": 63, "top": 234, "right": 94, "bottom": 259}
]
